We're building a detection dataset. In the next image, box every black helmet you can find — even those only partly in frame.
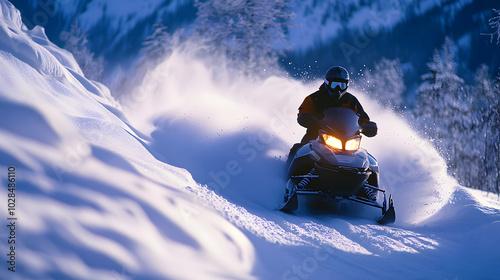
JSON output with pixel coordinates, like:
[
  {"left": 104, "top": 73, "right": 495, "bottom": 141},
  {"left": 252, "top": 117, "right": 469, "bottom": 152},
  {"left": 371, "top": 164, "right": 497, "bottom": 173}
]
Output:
[{"left": 324, "top": 66, "right": 349, "bottom": 100}]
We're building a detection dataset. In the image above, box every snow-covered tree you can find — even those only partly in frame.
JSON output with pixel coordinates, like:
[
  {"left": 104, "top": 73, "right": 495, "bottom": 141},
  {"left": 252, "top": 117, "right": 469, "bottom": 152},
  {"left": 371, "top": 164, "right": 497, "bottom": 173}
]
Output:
[
  {"left": 112, "top": 21, "right": 174, "bottom": 100},
  {"left": 415, "top": 39, "right": 500, "bottom": 193},
  {"left": 60, "top": 22, "right": 105, "bottom": 82},
  {"left": 194, "top": 0, "right": 292, "bottom": 70},
  {"left": 460, "top": 65, "right": 500, "bottom": 194},
  {"left": 415, "top": 38, "right": 464, "bottom": 135},
  {"left": 414, "top": 38, "right": 469, "bottom": 179},
  {"left": 141, "top": 20, "right": 173, "bottom": 63},
  {"left": 364, "top": 58, "right": 405, "bottom": 110},
  {"left": 477, "top": 66, "right": 500, "bottom": 193}
]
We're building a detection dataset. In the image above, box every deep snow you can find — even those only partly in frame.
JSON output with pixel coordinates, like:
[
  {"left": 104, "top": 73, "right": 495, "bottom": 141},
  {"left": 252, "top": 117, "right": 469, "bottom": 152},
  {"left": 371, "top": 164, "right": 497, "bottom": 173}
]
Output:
[{"left": 1, "top": 1, "right": 500, "bottom": 279}]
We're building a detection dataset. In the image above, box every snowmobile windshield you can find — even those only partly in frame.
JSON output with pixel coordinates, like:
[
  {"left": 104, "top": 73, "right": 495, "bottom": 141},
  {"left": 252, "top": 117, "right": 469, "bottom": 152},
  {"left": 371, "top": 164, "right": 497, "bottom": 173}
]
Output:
[{"left": 318, "top": 107, "right": 361, "bottom": 139}]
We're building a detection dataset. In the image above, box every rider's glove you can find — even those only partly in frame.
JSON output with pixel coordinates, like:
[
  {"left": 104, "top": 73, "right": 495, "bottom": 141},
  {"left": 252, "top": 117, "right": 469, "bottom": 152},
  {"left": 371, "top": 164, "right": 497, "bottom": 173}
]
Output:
[{"left": 360, "top": 121, "right": 377, "bottom": 137}]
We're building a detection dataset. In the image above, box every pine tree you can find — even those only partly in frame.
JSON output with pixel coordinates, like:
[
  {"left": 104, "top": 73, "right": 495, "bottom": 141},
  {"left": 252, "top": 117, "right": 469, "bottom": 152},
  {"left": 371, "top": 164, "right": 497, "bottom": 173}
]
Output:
[
  {"left": 364, "top": 58, "right": 405, "bottom": 110},
  {"left": 60, "top": 22, "right": 105, "bottom": 82},
  {"left": 416, "top": 41, "right": 500, "bottom": 193},
  {"left": 481, "top": 68, "right": 500, "bottom": 193},
  {"left": 142, "top": 20, "right": 173, "bottom": 63},
  {"left": 194, "top": 0, "right": 292, "bottom": 70},
  {"left": 466, "top": 66, "right": 500, "bottom": 194},
  {"left": 414, "top": 38, "right": 468, "bottom": 180}
]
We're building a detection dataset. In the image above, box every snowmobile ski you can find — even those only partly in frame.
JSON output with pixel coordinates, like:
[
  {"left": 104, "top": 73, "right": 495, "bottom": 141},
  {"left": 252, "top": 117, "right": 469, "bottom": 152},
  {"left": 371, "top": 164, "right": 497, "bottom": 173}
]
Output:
[
  {"left": 376, "top": 194, "right": 395, "bottom": 225},
  {"left": 279, "top": 179, "right": 298, "bottom": 212}
]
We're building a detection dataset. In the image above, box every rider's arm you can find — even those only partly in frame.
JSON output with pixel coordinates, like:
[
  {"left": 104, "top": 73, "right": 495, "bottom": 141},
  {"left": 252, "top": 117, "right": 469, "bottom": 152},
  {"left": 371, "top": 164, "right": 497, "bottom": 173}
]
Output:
[
  {"left": 351, "top": 95, "right": 377, "bottom": 136},
  {"left": 298, "top": 96, "right": 315, "bottom": 116},
  {"left": 352, "top": 96, "right": 370, "bottom": 124},
  {"left": 298, "top": 113, "right": 319, "bottom": 129},
  {"left": 297, "top": 96, "right": 319, "bottom": 129}
]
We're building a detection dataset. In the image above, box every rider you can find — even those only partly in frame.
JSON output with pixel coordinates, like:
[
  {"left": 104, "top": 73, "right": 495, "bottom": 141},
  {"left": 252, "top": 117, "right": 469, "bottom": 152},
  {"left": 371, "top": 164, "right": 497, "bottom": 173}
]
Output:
[
  {"left": 289, "top": 65, "right": 378, "bottom": 201},
  {"left": 297, "top": 65, "right": 372, "bottom": 144}
]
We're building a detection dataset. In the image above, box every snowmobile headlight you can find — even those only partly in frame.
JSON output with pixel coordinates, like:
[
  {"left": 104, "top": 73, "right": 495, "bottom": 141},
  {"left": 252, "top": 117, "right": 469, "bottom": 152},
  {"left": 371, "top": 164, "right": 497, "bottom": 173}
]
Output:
[
  {"left": 345, "top": 138, "right": 361, "bottom": 151},
  {"left": 322, "top": 134, "right": 342, "bottom": 150}
]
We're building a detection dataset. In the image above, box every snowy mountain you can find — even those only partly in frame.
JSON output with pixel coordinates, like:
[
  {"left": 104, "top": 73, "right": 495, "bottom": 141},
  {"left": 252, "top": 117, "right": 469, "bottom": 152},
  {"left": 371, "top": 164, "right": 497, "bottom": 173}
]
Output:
[
  {"left": 14, "top": 0, "right": 196, "bottom": 64},
  {"left": 284, "top": 0, "right": 498, "bottom": 88},
  {"left": 14, "top": 0, "right": 499, "bottom": 88},
  {"left": 1, "top": 1, "right": 500, "bottom": 279}
]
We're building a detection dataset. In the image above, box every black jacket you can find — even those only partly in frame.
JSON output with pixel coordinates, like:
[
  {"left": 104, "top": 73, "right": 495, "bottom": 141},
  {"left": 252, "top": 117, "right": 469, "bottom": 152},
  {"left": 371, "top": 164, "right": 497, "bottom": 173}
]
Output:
[{"left": 297, "top": 84, "right": 370, "bottom": 143}]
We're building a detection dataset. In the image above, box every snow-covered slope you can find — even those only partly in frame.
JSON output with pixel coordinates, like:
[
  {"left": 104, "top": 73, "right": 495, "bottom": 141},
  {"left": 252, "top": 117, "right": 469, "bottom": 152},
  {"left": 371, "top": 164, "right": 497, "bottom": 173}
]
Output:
[
  {"left": 1, "top": 1, "right": 500, "bottom": 280},
  {"left": 0, "top": 2, "right": 254, "bottom": 279}
]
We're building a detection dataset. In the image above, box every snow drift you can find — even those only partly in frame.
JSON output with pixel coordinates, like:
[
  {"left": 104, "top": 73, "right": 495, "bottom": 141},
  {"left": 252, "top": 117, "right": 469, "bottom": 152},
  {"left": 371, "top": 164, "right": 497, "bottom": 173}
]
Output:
[
  {"left": 0, "top": 2, "right": 254, "bottom": 279},
  {"left": 1, "top": 1, "right": 500, "bottom": 279}
]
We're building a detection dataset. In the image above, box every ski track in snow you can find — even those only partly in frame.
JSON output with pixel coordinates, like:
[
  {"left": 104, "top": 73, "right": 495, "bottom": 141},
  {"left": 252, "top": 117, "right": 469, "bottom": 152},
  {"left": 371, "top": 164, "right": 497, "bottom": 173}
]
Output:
[{"left": 0, "top": 1, "right": 499, "bottom": 279}]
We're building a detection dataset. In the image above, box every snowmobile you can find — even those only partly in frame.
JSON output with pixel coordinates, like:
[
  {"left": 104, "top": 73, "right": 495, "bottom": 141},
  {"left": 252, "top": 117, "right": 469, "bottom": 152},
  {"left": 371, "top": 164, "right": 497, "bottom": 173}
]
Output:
[{"left": 280, "top": 107, "right": 395, "bottom": 224}]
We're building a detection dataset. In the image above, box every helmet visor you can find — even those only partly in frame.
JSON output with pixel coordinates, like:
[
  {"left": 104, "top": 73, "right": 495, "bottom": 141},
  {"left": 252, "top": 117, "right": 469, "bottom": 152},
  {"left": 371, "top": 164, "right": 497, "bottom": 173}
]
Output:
[{"left": 324, "top": 79, "right": 347, "bottom": 91}]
